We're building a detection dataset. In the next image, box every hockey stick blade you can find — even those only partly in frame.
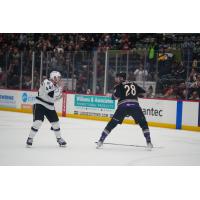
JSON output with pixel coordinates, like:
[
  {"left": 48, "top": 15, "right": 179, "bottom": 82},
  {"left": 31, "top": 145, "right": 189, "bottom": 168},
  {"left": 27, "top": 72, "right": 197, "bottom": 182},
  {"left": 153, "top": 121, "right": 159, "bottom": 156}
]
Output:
[{"left": 95, "top": 142, "right": 163, "bottom": 149}]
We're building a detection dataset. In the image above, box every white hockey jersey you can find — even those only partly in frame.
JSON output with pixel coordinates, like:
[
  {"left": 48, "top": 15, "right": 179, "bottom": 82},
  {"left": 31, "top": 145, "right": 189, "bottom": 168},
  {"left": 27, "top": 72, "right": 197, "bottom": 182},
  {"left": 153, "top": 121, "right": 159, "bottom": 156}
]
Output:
[{"left": 35, "top": 79, "right": 63, "bottom": 110}]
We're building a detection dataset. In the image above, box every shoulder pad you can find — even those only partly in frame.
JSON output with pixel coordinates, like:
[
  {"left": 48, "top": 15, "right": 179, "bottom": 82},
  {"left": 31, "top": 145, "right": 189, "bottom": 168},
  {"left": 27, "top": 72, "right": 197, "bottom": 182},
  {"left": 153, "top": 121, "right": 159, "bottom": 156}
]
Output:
[{"left": 43, "top": 79, "right": 53, "bottom": 86}]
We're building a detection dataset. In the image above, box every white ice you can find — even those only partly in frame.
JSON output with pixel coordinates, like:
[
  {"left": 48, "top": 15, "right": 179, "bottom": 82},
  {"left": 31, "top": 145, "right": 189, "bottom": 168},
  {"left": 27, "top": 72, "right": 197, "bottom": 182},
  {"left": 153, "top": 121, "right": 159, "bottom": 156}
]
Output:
[{"left": 0, "top": 110, "right": 200, "bottom": 165}]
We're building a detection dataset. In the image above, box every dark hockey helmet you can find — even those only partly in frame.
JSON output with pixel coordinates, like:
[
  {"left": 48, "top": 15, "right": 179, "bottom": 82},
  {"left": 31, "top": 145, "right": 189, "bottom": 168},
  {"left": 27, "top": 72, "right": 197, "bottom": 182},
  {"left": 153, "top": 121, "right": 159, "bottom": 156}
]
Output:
[{"left": 116, "top": 72, "right": 126, "bottom": 80}]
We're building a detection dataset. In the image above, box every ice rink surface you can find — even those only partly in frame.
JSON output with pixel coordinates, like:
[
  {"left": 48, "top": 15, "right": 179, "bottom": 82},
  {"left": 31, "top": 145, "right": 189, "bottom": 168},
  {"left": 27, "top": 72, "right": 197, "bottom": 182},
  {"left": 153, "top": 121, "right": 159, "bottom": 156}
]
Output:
[{"left": 0, "top": 111, "right": 200, "bottom": 166}]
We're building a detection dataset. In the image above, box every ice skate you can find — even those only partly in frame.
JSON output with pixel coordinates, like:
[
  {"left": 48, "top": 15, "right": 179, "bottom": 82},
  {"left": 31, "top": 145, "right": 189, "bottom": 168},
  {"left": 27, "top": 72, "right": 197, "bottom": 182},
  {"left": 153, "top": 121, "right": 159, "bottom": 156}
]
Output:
[
  {"left": 146, "top": 142, "right": 153, "bottom": 151},
  {"left": 96, "top": 140, "right": 103, "bottom": 149},
  {"left": 57, "top": 137, "right": 67, "bottom": 147},
  {"left": 26, "top": 137, "right": 33, "bottom": 148}
]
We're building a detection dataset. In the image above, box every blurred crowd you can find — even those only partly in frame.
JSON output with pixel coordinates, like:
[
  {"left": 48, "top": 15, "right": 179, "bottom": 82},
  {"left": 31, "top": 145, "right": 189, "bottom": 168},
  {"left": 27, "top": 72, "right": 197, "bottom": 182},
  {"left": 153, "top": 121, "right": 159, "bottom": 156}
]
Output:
[
  {"left": 1, "top": 33, "right": 200, "bottom": 52},
  {"left": 0, "top": 33, "right": 200, "bottom": 100}
]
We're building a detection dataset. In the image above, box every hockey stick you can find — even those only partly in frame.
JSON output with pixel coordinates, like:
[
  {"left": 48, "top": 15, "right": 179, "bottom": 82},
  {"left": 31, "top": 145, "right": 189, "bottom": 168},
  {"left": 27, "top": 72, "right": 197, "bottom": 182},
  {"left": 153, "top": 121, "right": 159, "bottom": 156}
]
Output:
[{"left": 95, "top": 142, "right": 163, "bottom": 149}]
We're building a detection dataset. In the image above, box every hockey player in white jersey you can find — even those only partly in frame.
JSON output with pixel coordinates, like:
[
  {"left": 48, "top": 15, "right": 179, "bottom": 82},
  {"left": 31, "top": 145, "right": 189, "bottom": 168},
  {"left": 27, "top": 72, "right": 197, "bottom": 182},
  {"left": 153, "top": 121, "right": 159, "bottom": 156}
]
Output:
[{"left": 26, "top": 71, "right": 67, "bottom": 147}]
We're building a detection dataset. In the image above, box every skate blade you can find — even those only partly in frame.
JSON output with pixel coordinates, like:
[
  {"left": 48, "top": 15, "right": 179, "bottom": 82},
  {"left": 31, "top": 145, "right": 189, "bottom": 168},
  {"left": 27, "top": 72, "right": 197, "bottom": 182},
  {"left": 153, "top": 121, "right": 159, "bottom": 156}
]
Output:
[
  {"left": 26, "top": 144, "right": 32, "bottom": 148},
  {"left": 146, "top": 147, "right": 153, "bottom": 151},
  {"left": 59, "top": 144, "right": 67, "bottom": 147},
  {"left": 96, "top": 144, "right": 103, "bottom": 149}
]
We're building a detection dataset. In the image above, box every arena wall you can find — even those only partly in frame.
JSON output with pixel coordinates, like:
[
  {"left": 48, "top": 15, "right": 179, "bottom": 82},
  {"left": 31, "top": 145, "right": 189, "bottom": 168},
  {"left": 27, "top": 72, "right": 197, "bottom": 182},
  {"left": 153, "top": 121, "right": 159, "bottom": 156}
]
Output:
[{"left": 0, "top": 89, "right": 199, "bottom": 132}]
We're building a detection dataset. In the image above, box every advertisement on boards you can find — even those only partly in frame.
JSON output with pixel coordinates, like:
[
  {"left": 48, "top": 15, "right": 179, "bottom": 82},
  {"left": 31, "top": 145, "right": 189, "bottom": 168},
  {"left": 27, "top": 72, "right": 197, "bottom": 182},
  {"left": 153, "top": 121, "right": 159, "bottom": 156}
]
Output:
[
  {"left": 0, "top": 90, "right": 18, "bottom": 108},
  {"left": 20, "top": 91, "right": 37, "bottom": 111},
  {"left": 73, "top": 94, "right": 116, "bottom": 118},
  {"left": 66, "top": 94, "right": 177, "bottom": 125}
]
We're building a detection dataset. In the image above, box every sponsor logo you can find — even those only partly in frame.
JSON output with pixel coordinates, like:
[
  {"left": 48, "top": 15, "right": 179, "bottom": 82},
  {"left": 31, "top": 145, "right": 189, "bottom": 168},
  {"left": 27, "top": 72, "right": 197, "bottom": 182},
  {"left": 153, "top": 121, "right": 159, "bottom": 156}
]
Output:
[
  {"left": 0, "top": 95, "right": 14, "bottom": 100},
  {"left": 21, "top": 92, "right": 36, "bottom": 103},
  {"left": 0, "top": 94, "right": 16, "bottom": 108},
  {"left": 142, "top": 108, "right": 163, "bottom": 117},
  {"left": 75, "top": 95, "right": 115, "bottom": 109},
  {"left": 22, "top": 93, "right": 28, "bottom": 102}
]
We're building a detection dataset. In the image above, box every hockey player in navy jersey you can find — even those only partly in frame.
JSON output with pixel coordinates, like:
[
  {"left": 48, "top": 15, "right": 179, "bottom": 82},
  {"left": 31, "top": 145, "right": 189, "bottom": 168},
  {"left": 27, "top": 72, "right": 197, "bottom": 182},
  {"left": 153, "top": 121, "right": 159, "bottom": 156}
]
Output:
[
  {"left": 96, "top": 72, "right": 153, "bottom": 150},
  {"left": 26, "top": 71, "right": 67, "bottom": 147}
]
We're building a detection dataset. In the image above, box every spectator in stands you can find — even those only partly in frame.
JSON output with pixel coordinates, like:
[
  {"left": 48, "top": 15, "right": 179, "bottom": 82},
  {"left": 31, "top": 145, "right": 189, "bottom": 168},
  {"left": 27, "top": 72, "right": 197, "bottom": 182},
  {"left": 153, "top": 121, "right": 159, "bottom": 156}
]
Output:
[
  {"left": 86, "top": 89, "right": 91, "bottom": 95},
  {"left": 188, "top": 67, "right": 198, "bottom": 82},
  {"left": 12, "top": 48, "right": 20, "bottom": 59},
  {"left": 146, "top": 85, "right": 154, "bottom": 98},
  {"left": 148, "top": 43, "right": 158, "bottom": 80},
  {"left": 7, "top": 74, "right": 19, "bottom": 89},
  {"left": 190, "top": 74, "right": 200, "bottom": 97},
  {"left": 134, "top": 64, "right": 148, "bottom": 81},
  {"left": 190, "top": 74, "right": 200, "bottom": 88},
  {"left": 22, "top": 75, "right": 32, "bottom": 89},
  {"left": 158, "top": 50, "right": 173, "bottom": 78},
  {"left": 175, "top": 61, "right": 186, "bottom": 80},
  {"left": 192, "top": 59, "right": 198, "bottom": 68},
  {"left": 6, "top": 60, "right": 20, "bottom": 88},
  {"left": 189, "top": 91, "right": 199, "bottom": 100},
  {"left": 163, "top": 85, "right": 175, "bottom": 98},
  {"left": 175, "top": 82, "right": 187, "bottom": 99},
  {"left": 33, "top": 70, "right": 40, "bottom": 89}
]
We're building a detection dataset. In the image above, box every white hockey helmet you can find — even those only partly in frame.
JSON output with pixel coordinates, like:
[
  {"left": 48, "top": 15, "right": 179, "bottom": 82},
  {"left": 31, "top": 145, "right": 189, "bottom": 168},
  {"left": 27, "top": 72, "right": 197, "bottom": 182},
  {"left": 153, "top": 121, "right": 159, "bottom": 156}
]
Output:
[{"left": 50, "top": 71, "right": 61, "bottom": 83}]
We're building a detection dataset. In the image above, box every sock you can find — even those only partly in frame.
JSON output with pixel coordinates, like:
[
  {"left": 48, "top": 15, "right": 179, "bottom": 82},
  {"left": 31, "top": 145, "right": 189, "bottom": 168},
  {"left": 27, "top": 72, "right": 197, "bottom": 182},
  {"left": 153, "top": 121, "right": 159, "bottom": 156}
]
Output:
[
  {"left": 100, "top": 129, "right": 110, "bottom": 142},
  {"left": 28, "top": 120, "right": 42, "bottom": 139},
  {"left": 51, "top": 122, "right": 61, "bottom": 139},
  {"left": 54, "top": 130, "right": 61, "bottom": 139},
  {"left": 143, "top": 129, "right": 151, "bottom": 143},
  {"left": 28, "top": 127, "right": 38, "bottom": 139}
]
